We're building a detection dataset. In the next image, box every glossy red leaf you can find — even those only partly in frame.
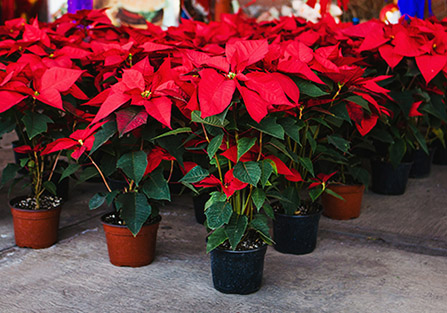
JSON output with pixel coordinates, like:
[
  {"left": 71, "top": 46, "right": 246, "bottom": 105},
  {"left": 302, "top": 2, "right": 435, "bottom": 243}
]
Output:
[
  {"left": 143, "top": 97, "right": 172, "bottom": 128},
  {"left": 415, "top": 54, "right": 447, "bottom": 84},
  {"left": 92, "top": 92, "right": 131, "bottom": 123},
  {"left": 409, "top": 100, "right": 424, "bottom": 117},
  {"left": 237, "top": 85, "right": 269, "bottom": 123},
  {"left": 378, "top": 45, "right": 403, "bottom": 69},
  {"left": 41, "top": 67, "right": 84, "bottom": 92},
  {"left": 0, "top": 91, "right": 26, "bottom": 113}
]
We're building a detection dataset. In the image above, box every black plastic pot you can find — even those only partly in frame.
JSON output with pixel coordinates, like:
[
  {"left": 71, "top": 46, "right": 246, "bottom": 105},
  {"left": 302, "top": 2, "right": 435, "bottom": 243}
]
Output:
[
  {"left": 192, "top": 193, "right": 208, "bottom": 224},
  {"left": 371, "top": 160, "right": 413, "bottom": 195},
  {"left": 210, "top": 245, "right": 267, "bottom": 294},
  {"left": 433, "top": 144, "right": 447, "bottom": 165},
  {"left": 273, "top": 208, "right": 322, "bottom": 255},
  {"left": 409, "top": 149, "right": 435, "bottom": 178}
]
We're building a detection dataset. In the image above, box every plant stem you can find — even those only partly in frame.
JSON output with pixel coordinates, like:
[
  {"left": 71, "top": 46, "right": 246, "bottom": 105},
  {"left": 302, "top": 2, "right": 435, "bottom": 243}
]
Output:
[
  {"left": 47, "top": 150, "right": 62, "bottom": 182},
  {"left": 85, "top": 152, "right": 112, "bottom": 193}
]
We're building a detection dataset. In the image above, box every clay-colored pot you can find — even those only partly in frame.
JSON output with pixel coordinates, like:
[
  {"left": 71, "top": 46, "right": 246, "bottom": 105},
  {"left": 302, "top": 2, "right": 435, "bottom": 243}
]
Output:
[
  {"left": 101, "top": 214, "right": 161, "bottom": 267},
  {"left": 322, "top": 184, "right": 365, "bottom": 220},
  {"left": 10, "top": 196, "right": 62, "bottom": 249}
]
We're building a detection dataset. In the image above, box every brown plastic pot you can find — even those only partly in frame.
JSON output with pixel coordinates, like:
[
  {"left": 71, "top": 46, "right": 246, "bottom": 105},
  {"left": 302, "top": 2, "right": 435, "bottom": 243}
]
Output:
[
  {"left": 321, "top": 184, "right": 365, "bottom": 220},
  {"left": 10, "top": 196, "right": 62, "bottom": 249},
  {"left": 101, "top": 214, "right": 161, "bottom": 267}
]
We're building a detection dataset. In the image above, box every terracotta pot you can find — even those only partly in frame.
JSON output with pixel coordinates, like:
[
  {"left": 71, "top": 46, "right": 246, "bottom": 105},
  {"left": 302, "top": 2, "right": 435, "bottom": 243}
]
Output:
[
  {"left": 101, "top": 213, "right": 161, "bottom": 267},
  {"left": 322, "top": 184, "right": 365, "bottom": 220},
  {"left": 10, "top": 196, "right": 62, "bottom": 249}
]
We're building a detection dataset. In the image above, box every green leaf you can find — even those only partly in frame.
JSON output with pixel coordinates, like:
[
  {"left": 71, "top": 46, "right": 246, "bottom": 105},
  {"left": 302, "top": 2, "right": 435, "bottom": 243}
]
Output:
[
  {"left": 105, "top": 190, "right": 120, "bottom": 206},
  {"left": 309, "top": 186, "right": 325, "bottom": 202},
  {"left": 328, "top": 135, "right": 351, "bottom": 153},
  {"left": 150, "top": 127, "right": 192, "bottom": 141},
  {"left": 89, "top": 192, "right": 106, "bottom": 210},
  {"left": 90, "top": 120, "right": 117, "bottom": 155},
  {"left": 260, "top": 160, "right": 274, "bottom": 187},
  {"left": 206, "top": 228, "right": 228, "bottom": 253},
  {"left": 179, "top": 165, "right": 209, "bottom": 183},
  {"left": 237, "top": 137, "right": 256, "bottom": 162},
  {"left": 205, "top": 201, "right": 232, "bottom": 229},
  {"left": 1, "top": 163, "right": 20, "bottom": 186},
  {"left": 21, "top": 112, "right": 53, "bottom": 140},
  {"left": 207, "top": 133, "right": 224, "bottom": 159},
  {"left": 252, "top": 188, "right": 266, "bottom": 210},
  {"left": 346, "top": 95, "right": 371, "bottom": 113},
  {"left": 325, "top": 188, "right": 344, "bottom": 201},
  {"left": 349, "top": 167, "right": 370, "bottom": 187},
  {"left": 306, "top": 132, "right": 317, "bottom": 153},
  {"left": 142, "top": 168, "right": 170, "bottom": 201},
  {"left": 268, "top": 138, "right": 295, "bottom": 161},
  {"left": 298, "top": 156, "right": 315, "bottom": 177},
  {"left": 249, "top": 215, "right": 273, "bottom": 245},
  {"left": 205, "top": 191, "right": 227, "bottom": 210},
  {"left": 263, "top": 202, "right": 274, "bottom": 219},
  {"left": 248, "top": 117, "right": 284, "bottom": 139},
  {"left": 389, "top": 138, "right": 406, "bottom": 167},
  {"left": 191, "top": 111, "right": 229, "bottom": 128},
  {"left": 294, "top": 79, "right": 329, "bottom": 97},
  {"left": 409, "top": 124, "right": 428, "bottom": 155},
  {"left": 331, "top": 102, "right": 351, "bottom": 123},
  {"left": 281, "top": 118, "right": 302, "bottom": 144},
  {"left": 158, "top": 136, "right": 184, "bottom": 168},
  {"left": 59, "top": 163, "right": 81, "bottom": 182},
  {"left": 43, "top": 181, "right": 57, "bottom": 196},
  {"left": 117, "top": 151, "right": 148, "bottom": 185},
  {"left": 0, "top": 117, "right": 16, "bottom": 138},
  {"left": 77, "top": 166, "right": 99, "bottom": 183},
  {"left": 115, "top": 192, "right": 152, "bottom": 236},
  {"left": 233, "top": 161, "right": 261, "bottom": 186},
  {"left": 225, "top": 214, "right": 248, "bottom": 250},
  {"left": 19, "top": 158, "right": 30, "bottom": 168}
]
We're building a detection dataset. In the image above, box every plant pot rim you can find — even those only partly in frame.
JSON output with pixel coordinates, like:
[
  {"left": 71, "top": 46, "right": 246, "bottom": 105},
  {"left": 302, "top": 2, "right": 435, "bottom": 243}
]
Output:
[
  {"left": 212, "top": 244, "right": 268, "bottom": 254},
  {"left": 9, "top": 195, "right": 63, "bottom": 212},
  {"left": 100, "top": 212, "right": 162, "bottom": 228},
  {"left": 274, "top": 205, "right": 323, "bottom": 219}
]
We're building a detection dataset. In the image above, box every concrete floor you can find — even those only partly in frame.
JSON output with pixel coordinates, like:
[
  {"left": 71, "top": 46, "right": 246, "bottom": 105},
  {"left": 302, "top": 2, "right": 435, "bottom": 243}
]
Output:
[{"left": 0, "top": 143, "right": 446, "bottom": 312}]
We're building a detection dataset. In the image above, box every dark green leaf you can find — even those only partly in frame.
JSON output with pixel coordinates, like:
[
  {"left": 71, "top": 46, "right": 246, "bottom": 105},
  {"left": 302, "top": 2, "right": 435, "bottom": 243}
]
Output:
[
  {"left": 346, "top": 96, "right": 371, "bottom": 113},
  {"left": 142, "top": 167, "right": 170, "bottom": 201},
  {"left": 409, "top": 124, "right": 428, "bottom": 155},
  {"left": 89, "top": 192, "right": 106, "bottom": 210},
  {"left": 225, "top": 214, "right": 248, "bottom": 250},
  {"left": 263, "top": 202, "right": 274, "bottom": 219},
  {"left": 77, "top": 166, "right": 99, "bottom": 185},
  {"left": 179, "top": 165, "right": 209, "bottom": 183},
  {"left": 252, "top": 188, "right": 266, "bottom": 210},
  {"left": 150, "top": 127, "right": 192, "bottom": 141},
  {"left": 43, "top": 181, "right": 57, "bottom": 196},
  {"left": 207, "top": 133, "right": 224, "bottom": 159},
  {"left": 349, "top": 167, "right": 370, "bottom": 187},
  {"left": 237, "top": 137, "right": 256, "bottom": 162},
  {"left": 281, "top": 118, "right": 302, "bottom": 144},
  {"left": 306, "top": 132, "right": 317, "bottom": 153},
  {"left": 158, "top": 136, "right": 184, "bottom": 168},
  {"left": 233, "top": 161, "right": 261, "bottom": 186},
  {"left": 248, "top": 117, "right": 284, "bottom": 139},
  {"left": 206, "top": 228, "right": 228, "bottom": 253},
  {"left": 205, "top": 201, "right": 232, "bottom": 229},
  {"left": 268, "top": 138, "right": 295, "bottom": 161},
  {"left": 205, "top": 192, "right": 227, "bottom": 210},
  {"left": 90, "top": 120, "right": 117, "bottom": 155},
  {"left": 298, "top": 157, "right": 314, "bottom": 177},
  {"left": 260, "top": 160, "right": 274, "bottom": 187},
  {"left": 325, "top": 188, "right": 344, "bottom": 201},
  {"left": 19, "top": 158, "right": 30, "bottom": 168},
  {"left": 331, "top": 102, "right": 351, "bottom": 123},
  {"left": 328, "top": 135, "right": 351, "bottom": 153},
  {"left": 105, "top": 190, "right": 120, "bottom": 206},
  {"left": 21, "top": 112, "right": 53, "bottom": 140},
  {"left": 389, "top": 138, "right": 406, "bottom": 168},
  {"left": 115, "top": 192, "right": 152, "bottom": 236},
  {"left": 294, "top": 79, "right": 329, "bottom": 97},
  {"left": 117, "top": 151, "right": 147, "bottom": 185},
  {"left": 309, "top": 186, "right": 324, "bottom": 202},
  {"left": 0, "top": 117, "right": 16, "bottom": 138},
  {"left": 249, "top": 214, "right": 273, "bottom": 245},
  {"left": 191, "top": 111, "right": 229, "bottom": 128},
  {"left": 59, "top": 163, "right": 81, "bottom": 182},
  {"left": 1, "top": 163, "right": 20, "bottom": 186}
]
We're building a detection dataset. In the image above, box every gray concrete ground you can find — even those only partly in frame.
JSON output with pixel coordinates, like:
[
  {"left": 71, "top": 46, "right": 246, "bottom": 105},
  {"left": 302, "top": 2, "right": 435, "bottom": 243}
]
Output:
[{"left": 0, "top": 141, "right": 446, "bottom": 312}]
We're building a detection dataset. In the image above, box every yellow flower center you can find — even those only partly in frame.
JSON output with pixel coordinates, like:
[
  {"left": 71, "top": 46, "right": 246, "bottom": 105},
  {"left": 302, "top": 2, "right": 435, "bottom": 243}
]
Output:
[
  {"left": 34, "top": 91, "right": 40, "bottom": 97},
  {"left": 49, "top": 53, "right": 54, "bottom": 58},
  {"left": 141, "top": 90, "right": 151, "bottom": 98},
  {"left": 227, "top": 72, "right": 236, "bottom": 79},
  {"left": 78, "top": 139, "right": 84, "bottom": 145}
]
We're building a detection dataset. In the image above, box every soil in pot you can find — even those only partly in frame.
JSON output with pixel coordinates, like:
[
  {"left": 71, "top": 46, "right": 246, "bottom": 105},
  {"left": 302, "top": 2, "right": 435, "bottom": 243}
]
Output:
[
  {"left": 409, "top": 148, "right": 435, "bottom": 178},
  {"left": 322, "top": 184, "right": 365, "bottom": 220},
  {"left": 101, "top": 212, "right": 161, "bottom": 267},
  {"left": 370, "top": 160, "right": 413, "bottom": 195},
  {"left": 10, "top": 195, "right": 62, "bottom": 249},
  {"left": 210, "top": 231, "right": 267, "bottom": 294},
  {"left": 273, "top": 203, "right": 322, "bottom": 255}
]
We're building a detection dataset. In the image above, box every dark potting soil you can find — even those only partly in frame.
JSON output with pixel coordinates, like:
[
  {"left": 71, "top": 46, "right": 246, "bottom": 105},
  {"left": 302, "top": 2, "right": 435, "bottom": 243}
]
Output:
[
  {"left": 272, "top": 201, "right": 321, "bottom": 216},
  {"left": 102, "top": 212, "right": 161, "bottom": 226},
  {"left": 218, "top": 230, "right": 266, "bottom": 251},
  {"left": 12, "top": 195, "right": 62, "bottom": 210}
]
